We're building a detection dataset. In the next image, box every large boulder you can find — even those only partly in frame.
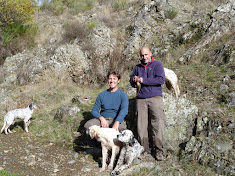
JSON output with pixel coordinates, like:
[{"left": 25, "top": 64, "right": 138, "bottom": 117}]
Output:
[{"left": 163, "top": 93, "right": 198, "bottom": 152}]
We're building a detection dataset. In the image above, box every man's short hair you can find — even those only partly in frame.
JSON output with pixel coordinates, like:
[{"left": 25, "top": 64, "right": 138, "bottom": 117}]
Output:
[{"left": 107, "top": 71, "right": 121, "bottom": 80}]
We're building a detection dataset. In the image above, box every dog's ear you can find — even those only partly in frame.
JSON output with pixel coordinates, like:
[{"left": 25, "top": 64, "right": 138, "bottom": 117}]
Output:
[
  {"left": 129, "top": 136, "right": 135, "bottom": 147},
  {"left": 29, "top": 103, "right": 33, "bottom": 110},
  {"left": 89, "top": 129, "right": 96, "bottom": 139}
]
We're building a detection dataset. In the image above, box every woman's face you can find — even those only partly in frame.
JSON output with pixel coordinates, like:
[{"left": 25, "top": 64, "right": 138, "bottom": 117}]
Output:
[{"left": 108, "top": 74, "right": 120, "bottom": 90}]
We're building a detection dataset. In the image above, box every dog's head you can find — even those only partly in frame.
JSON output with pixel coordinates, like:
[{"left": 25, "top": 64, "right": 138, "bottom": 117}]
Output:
[
  {"left": 87, "top": 125, "right": 100, "bottom": 139},
  {"left": 117, "top": 130, "right": 135, "bottom": 146},
  {"left": 29, "top": 102, "right": 39, "bottom": 111}
]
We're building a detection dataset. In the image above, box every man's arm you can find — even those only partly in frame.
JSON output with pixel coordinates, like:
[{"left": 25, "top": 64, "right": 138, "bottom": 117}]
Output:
[
  {"left": 91, "top": 92, "right": 109, "bottom": 128},
  {"left": 91, "top": 93, "right": 102, "bottom": 119},
  {"left": 115, "top": 92, "right": 129, "bottom": 123}
]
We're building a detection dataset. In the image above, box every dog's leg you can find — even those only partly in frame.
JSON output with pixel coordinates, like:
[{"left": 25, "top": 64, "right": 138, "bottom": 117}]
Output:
[
  {"left": 24, "top": 120, "right": 29, "bottom": 133},
  {"left": 111, "top": 148, "right": 126, "bottom": 175},
  {"left": 1, "top": 121, "right": 6, "bottom": 133},
  {"left": 174, "top": 84, "right": 180, "bottom": 98},
  {"left": 8, "top": 129, "right": 13, "bottom": 133},
  {"left": 28, "top": 120, "right": 31, "bottom": 126},
  {"left": 100, "top": 144, "right": 108, "bottom": 172},
  {"left": 4, "top": 122, "right": 12, "bottom": 135},
  {"left": 118, "top": 156, "right": 134, "bottom": 173},
  {"left": 108, "top": 146, "right": 118, "bottom": 170}
]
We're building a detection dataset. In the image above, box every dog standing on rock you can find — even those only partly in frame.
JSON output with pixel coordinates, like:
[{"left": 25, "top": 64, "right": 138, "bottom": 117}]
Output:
[{"left": 1, "top": 102, "right": 39, "bottom": 134}]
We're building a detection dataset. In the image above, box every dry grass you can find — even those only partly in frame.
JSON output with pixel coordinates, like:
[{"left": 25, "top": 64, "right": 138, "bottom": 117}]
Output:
[
  {"left": 0, "top": 73, "right": 106, "bottom": 147},
  {"left": 62, "top": 21, "right": 89, "bottom": 43},
  {"left": 97, "top": 5, "right": 116, "bottom": 28}
]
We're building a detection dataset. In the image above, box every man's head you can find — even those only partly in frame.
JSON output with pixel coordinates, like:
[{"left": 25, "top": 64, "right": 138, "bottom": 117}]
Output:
[
  {"left": 140, "top": 46, "right": 152, "bottom": 64},
  {"left": 107, "top": 71, "right": 120, "bottom": 91}
]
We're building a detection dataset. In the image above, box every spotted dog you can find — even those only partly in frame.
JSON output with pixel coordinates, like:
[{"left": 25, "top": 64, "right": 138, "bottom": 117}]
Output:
[
  {"left": 87, "top": 125, "right": 122, "bottom": 172},
  {"left": 111, "top": 130, "right": 144, "bottom": 175},
  {"left": 1, "top": 102, "right": 39, "bottom": 134}
]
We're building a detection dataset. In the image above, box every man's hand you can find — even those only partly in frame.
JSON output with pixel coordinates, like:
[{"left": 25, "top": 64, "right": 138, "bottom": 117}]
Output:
[
  {"left": 99, "top": 116, "right": 109, "bottom": 128},
  {"left": 112, "top": 121, "right": 120, "bottom": 132},
  {"left": 133, "top": 76, "right": 143, "bottom": 83}
]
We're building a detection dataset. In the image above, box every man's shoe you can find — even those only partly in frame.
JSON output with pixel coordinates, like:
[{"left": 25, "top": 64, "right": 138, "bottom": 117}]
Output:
[{"left": 155, "top": 150, "right": 165, "bottom": 161}]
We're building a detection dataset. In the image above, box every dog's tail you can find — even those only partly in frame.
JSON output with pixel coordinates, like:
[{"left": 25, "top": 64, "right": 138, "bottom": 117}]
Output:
[{"left": 0, "top": 121, "right": 6, "bottom": 133}]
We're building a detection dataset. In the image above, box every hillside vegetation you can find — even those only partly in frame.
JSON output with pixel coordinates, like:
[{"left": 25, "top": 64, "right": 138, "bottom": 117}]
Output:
[{"left": 0, "top": 0, "right": 234, "bottom": 175}]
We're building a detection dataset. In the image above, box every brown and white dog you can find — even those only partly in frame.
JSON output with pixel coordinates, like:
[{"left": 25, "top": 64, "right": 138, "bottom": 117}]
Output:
[{"left": 87, "top": 125, "right": 122, "bottom": 172}]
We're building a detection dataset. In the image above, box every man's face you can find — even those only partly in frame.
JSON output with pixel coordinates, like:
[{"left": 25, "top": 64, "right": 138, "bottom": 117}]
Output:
[
  {"left": 140, "top": 48, "right": 152, "bottom": 64},
  {"left": 108, "top": 74, "right": 120, "bottom": 89}
]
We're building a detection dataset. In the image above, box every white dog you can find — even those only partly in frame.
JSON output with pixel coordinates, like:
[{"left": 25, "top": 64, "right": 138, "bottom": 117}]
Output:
[
  {"left": 164, "top": 68, "right": 180, "bottom": 98},
  {"left": 1, "top": 102, "right": 39, "bottom": 134},
  {"left": 87, "top": 125, "right": 122, "bottom": 172},
  {"left": 135, "top": 68, "right": 180, "bottom": 98},
  {"left": 111, "top": 130, "right": 144, "bottom": 175}
]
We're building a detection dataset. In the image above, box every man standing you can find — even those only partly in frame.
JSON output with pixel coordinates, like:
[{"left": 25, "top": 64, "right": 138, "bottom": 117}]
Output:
[
  {"left": 130, "top": 46, "right": 165, "bottom": 161},
  {"left": 85, "top": 71, "right": 128, "bottom": 132}
]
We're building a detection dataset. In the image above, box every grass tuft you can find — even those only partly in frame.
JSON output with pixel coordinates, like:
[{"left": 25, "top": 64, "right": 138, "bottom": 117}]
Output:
[{"left": 164, "top": 8, "right": 178, "bottom": 20}]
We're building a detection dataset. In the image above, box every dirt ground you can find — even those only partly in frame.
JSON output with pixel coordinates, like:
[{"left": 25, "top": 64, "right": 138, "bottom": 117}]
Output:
[{"left": 0, "top": 132, "right": 112, "bottom": 176}]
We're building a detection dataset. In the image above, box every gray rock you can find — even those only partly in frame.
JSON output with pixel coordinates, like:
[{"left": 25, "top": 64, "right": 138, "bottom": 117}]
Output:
[
  {"left": 163, "top": 93, "right": 198, "bottom": 152},
  {"left": 54, "top": 106, "right": 80, "bottom": 122}
]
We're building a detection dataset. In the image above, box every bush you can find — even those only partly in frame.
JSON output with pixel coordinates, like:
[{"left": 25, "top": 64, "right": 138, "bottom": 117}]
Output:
[
  {"left": 0, "top": 23, "right": 38, "bottom": 65},
  {"left": 113, "top": 0, "right": 127, "bottom": 10},
  {"left": 0, "top": 0, "right": 36, "bottom": 26},
  {"left": 0, "top": 0, "right": 37, "bottom": 65},
  {"left": 86, "top": 21, "right": 97, "bottom": 31},
  {"left": 109, "top": 47, "right": 127, "bottom": 74},
  {"left": 62, "top": 21, "right": 89, "bottom": 43},
  {"left": 164, "top": 8, "right": 178, "bottom": 20},
  {"left": 40, "top": 0, "right": 65, "bottom": 15}
]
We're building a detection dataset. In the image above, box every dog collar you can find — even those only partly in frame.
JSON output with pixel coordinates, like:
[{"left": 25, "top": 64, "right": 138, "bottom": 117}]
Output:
[{"left": 95, "top": 126, "right": 101, "bottom": 136}]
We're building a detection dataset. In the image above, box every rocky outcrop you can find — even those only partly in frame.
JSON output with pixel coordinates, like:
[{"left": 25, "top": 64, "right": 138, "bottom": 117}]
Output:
[
  {"left": 163, "top": 93, "right": 198, "bottom": 152},
  {"left": 180, "top": 117, "right": 234, "bottom": 175},
  {"left": 1, "top": 43, "right": 90, "bottom": 85},
  {"left": 179, "top": 0, "right": 235, "bottom": 64}
]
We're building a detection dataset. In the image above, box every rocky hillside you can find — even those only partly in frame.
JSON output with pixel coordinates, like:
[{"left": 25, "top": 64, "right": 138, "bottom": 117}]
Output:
[{"left": 0, "top": 0, "right": 234, "bottom": 175}]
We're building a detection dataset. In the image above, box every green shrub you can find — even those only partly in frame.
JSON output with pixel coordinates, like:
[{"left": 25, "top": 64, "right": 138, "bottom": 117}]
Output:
[
  {"left": 86, "top": 21, "right": 97, "bottom": 31},
  {"left": 0, "top": 23, "right": 38, "bottom": 65},
  {"left": 0, "top": 0, "right": 37, "bottom": 65},
  {"left": 164, "top": 8, "right": 178, "bottom": 20},
  {"left": 0, "top": 0, "right": 36, "bottom": 26},
  {"left": 189, "top": 23, "right": 206, "bottom": 42},
  {"left": 113, "top": 0, "right": 127, "bottom": 10}
]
